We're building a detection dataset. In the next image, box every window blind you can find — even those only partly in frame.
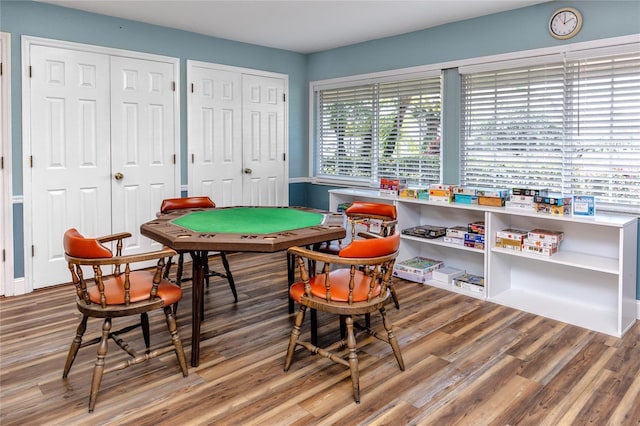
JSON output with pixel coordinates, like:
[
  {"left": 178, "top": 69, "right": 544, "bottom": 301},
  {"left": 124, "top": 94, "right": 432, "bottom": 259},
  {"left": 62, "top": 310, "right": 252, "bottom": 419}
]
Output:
[
  {"left": 317, "top": 75, "right": 442, "bottom": 186},
  {"left": 461, "top": 47, "right": 640, "bottom": 212}
]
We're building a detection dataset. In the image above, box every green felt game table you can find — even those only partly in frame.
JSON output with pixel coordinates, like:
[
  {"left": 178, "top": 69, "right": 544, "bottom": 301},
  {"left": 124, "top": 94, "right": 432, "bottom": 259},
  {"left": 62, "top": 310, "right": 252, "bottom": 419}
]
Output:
[{"left": 140, "top": 206, "right": 346, "bottom": 366}]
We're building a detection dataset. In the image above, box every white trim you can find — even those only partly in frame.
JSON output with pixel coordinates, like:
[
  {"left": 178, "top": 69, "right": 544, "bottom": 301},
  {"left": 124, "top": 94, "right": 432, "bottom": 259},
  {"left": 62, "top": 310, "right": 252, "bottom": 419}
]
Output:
[
  {"left": 1, "top": 32, "right": 13, "bottom": 296},
  {"left": 21, "top": 35, "right": 181, "bottom": 294}
]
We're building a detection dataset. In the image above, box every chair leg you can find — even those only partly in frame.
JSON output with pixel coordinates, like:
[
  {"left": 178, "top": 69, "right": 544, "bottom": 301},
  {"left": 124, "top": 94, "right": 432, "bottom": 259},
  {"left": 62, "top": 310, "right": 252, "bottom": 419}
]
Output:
[
  {"left": 284, "top": 305, "right": 307, "bottom": 371},
  {"left": 220, "top": 252, "right": 238, "bottom": 302},
  {"left": 176, "top": 253, "right": 185, "bottom": 284},
  {"left": 344, "top": 315, "right": 360, "bottom": 404},
  {"left": 380, "top": 306, "right": 405, "bottom": 371},
  {"left": 88, "top": 317, "right": 111, "bottom": 413},
  {"left": 163, "top": 256, "right": 174, "bottom": 280},
  {"left": 164, "top": 306, "right": 188, "bottom": 377},
  {"left": 389, "top": 283, "right": 400, "bottom": 309},
  {"left": 141, "top": 313, "right": 150, "bottom": 352},
  {"left": 63, "top": 314, "right": 88, "bottom": 378}
]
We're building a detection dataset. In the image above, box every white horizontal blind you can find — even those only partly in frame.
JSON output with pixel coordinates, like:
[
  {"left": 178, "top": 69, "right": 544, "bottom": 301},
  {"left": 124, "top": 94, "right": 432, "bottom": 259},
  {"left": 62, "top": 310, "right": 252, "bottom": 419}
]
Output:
[
  {"left": 565, "top": 53, "right": 640, "bottom": 209},
  {"left": 377, "top": 78, "right": 442, "bottom": 185},
  {"left": 461, "top": 48, "right": 640, "bottom": 211},
  {"left": 461, "top": 62, "right": 566, "bottom": 189},
  {"left": 318, "top": 84, "right": 375, "bottom": 181},
  {"left": 317, "top": 76, "right": 441, "bottom": 186}
]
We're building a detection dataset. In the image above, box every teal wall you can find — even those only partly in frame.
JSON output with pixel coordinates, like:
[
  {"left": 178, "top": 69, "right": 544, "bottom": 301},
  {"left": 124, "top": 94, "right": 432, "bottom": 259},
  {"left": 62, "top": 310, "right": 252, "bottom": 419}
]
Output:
[{"left": 2, "top": 0, "right": 639, "bottom": 296}]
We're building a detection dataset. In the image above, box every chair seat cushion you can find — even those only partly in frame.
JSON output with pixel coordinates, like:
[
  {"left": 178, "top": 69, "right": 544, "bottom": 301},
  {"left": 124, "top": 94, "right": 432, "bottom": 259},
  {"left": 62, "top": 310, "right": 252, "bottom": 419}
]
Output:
[
  {"left": 87, "top": 271, "right": 182, "bottom": 306},
  {"left": 289, "top": 268, "right": 381, "bottom": 303}
]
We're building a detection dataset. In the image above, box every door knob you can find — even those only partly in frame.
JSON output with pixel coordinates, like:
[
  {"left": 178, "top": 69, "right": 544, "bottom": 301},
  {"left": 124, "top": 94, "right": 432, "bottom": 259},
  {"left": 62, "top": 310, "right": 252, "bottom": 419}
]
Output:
[
  {"left": 243, "top": 168, "right": 252, "bottom": 174},
  {"left": 114, "top": 172, "right": 124, "bottom": 180}
]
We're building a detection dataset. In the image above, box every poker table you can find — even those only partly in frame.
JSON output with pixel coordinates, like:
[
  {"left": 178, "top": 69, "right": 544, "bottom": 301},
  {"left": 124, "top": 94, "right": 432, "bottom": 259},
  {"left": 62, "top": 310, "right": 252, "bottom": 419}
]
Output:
[{"left": 140, "top": 206, "right": 345, "bottom": 366}]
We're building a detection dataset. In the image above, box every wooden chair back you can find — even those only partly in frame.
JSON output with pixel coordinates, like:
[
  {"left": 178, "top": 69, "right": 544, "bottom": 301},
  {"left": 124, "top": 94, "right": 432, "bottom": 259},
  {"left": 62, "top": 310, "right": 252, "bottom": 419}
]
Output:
[
  {"left": 160, "top": 196, "right": 215, "bottom": 214},
  {"left": 63, "top": 228, "right": 178, "bottom": 309},
  {"left": 345, "top": 201, "right": 398, "bottom": 240}
]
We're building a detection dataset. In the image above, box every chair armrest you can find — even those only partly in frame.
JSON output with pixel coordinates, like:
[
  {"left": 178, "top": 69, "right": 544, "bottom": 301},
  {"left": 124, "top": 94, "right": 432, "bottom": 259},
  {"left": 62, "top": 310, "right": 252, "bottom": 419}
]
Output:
[
  {"left": 67, "top": 247, "right": 177, "bottom": 266},
  {"left": 96, "top": 232, "right": 132, "bottom": 243},
  {"left": 288, "top": 245, "right": 392, "bottom": 267},
  {"left": 356, "top": 231, "right": 381, "bottom": 240}
]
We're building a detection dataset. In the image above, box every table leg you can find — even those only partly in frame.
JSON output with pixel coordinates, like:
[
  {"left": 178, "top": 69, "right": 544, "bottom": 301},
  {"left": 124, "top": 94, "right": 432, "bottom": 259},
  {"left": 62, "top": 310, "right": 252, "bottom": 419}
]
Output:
[{"left": 190, "top": 250, "right": 207, "bottom": 367}]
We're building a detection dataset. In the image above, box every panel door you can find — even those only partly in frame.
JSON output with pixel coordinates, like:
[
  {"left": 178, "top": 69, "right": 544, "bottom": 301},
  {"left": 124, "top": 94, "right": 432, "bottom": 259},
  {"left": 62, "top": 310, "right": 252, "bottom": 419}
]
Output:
[
  {"left": 110, "top": 56, "right": 178, "bottom": 254},
  {"left": 188, "top": 64, "right": 243, "bottom": 206},
  {"left": 241, "top": 74, "right": 287, "bottom": 206},
  {"left": 29, "top": 45, "right": 111, "bottom": 288}
]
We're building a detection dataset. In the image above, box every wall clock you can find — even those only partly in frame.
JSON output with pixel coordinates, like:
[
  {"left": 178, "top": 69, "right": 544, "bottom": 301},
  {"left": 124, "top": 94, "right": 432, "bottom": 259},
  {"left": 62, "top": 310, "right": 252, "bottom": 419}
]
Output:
[{"left": 549, "top": 7, "right": 583, "bottom": 40}]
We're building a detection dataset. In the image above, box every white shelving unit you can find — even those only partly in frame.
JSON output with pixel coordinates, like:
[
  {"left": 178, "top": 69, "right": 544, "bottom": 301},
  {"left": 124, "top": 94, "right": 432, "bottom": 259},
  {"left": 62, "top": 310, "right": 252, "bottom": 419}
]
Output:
[{"left": 329, "top": 188, "right": 638, "bottom": 337}]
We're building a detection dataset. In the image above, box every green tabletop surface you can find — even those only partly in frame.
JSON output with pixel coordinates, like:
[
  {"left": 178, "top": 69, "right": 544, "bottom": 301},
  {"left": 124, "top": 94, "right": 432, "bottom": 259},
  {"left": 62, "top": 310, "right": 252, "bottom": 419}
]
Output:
[{"left": 172, "top": 207, "right": 325, "bottom": 234}]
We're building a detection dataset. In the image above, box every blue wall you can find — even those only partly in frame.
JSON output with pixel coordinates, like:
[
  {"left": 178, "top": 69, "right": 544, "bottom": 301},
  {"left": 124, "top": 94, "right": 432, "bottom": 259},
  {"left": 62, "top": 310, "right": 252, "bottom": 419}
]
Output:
[{"left": 2, "top": 0, "right": 639, "bottom": 295}]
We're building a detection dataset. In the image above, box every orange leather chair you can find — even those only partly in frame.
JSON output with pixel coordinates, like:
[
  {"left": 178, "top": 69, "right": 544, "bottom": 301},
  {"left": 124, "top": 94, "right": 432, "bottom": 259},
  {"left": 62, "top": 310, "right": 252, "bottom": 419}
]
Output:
[
  {"left": 63, "top": 228, "right": 188, "bottom": 412},
  {"left": 284, "top": 231, "right": 405, "bottom": 403},
  {"left": 317, "top": 201, "right": 400, "bottom": 309}
]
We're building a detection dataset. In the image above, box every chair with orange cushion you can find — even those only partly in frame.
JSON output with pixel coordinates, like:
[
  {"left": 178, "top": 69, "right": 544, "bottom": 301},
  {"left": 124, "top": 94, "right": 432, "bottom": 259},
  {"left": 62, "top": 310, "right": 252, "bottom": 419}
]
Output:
[
  {"left": 62, "top": 228, "right": 189, "bottom": 412},
  {"left": 284, "top": 231, "right": 405, "bottom": 403},
  {"left": 316, "top": 201, "right": 400, "bottom": 309},
  {"left": 160, "top": 196, "right": 237, "bottom": 303}
]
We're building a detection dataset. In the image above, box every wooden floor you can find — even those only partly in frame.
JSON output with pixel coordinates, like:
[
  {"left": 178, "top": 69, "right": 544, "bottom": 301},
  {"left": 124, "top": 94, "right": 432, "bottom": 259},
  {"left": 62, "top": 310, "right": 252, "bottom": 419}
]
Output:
[{"left": 1, "top": 251, "right": 639, "bottom": 425}]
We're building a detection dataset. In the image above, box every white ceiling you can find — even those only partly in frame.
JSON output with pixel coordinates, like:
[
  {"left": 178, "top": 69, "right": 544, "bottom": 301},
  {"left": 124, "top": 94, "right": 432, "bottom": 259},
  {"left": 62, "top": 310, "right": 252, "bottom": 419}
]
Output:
[{"left": 38, "top": 0, "right": 549, "bottom": 54}]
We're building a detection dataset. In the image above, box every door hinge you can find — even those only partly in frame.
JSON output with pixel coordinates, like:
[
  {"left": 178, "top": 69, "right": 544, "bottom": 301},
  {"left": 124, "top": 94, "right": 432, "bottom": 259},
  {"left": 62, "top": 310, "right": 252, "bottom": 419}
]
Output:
[
  {"left": 32, "top": 245, "right": 35, "bottom": 257},
  {"left": 191, "top": 83, "right": 194, "bottom": 93},
  {"left": 29, "top": 65, "right": 32, "bottom": 78},
  {"left": 191, "top": 153, "right": 195, "bottom": 163},
  {"left": 2, "top": 249, "right": 5, "bottom": 262},
  {"left": 283, "top": 93, "right": 286, "bottom": 102},
  {"left": 30, "top": 156, "right": 33, "bottom": 168},
  {"left": 1, "top": 156, "right": 3, "bottom": 170},
  {"left": 0, "top": 62, "right": 3, "bottom": 76},
  {"left": 172, "top": 81, "right": 176, "bottom": 92},
  {"left": 283, "top": 153, "right": 286, "bottom": 161},
  {"left": 173, "top": 154, "right": 176, "bottom": 164}
]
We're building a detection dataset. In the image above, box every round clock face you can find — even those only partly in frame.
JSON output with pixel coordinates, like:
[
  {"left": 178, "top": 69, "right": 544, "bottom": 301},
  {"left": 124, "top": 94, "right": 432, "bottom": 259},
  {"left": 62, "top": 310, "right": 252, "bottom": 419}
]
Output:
[{"left": 549, "top": 8, "right": 582, "bottom": 39}]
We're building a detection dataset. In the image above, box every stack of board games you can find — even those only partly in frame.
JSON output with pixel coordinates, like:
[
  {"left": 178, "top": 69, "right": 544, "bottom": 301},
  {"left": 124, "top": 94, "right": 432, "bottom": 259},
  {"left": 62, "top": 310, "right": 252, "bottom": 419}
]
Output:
[
  {"left": 429, "top": 184, "right": 454, "bottom": 203},
  {"left": 495, "top": 228, "right": 528, "bottom": 251},
  {"left": 393, "top": 256, "right": 444, "bottom": 284},
  {"left": 465, "top": 221, "right": 485, "bottom": 250},
  {"left": 453, "top": 273, "right": 485, "bottom": 294},
  {"left": 432, "top": 266, "right": 465, "bottom": 284},
  {"left": 399, "top": 187, "right": 429, "bottom": 199},
  {"left": 523, "top": 228, "right": 564, "bottom": 256},
  {"left": 534, "top": 193, "right": 572, "bottom": 216},
  {"left": 452, "top": 186, "right": 478, "bottom": 204},
  {"left": 379, "top": 178, "right": 406, "bottom": 198},
  {"left": 444, "top": 225, "right": 467, "bottom": 245},
  {"left": 505, "top": 188, "right": 550, "bottom": 211},
  {"left": 476, "top": 188, "right": 509, "bottom": 207},
  {"left": 401, "top": 225, "right": 446, "bottom": 239},
  {"left": 572, "top": 195, "right": 596, "bottom": 216}
]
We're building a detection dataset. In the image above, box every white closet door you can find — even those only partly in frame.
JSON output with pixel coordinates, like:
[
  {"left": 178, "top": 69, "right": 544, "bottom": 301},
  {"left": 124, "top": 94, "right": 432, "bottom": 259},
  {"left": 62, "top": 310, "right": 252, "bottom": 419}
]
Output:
[
  {"left": 242, "top": 73, "right": 287, "bottom": 206},
  {"left": 188, "top": 64, "right": 243, "bottom": 207},
  {"left": 110, "top": 56, "right": 178, "bottom": 254},
  {"left": 29, "top": 45, "right": 111, "bottom": 288}
]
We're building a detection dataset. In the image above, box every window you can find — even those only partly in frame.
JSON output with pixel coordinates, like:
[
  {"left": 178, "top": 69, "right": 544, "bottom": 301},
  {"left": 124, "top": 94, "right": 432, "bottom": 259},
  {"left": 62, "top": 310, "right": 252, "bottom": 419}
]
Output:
[
  {"left": 461, "top": 45, "right": 640, "bottom": 212},
  {"left": 315, "top": 75, "right": 442, "bottom": 187}
]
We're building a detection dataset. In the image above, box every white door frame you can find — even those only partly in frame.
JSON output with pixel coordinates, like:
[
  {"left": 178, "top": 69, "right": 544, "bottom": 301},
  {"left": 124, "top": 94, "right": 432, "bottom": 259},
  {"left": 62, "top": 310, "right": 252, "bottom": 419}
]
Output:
[
  {"left": 21, "top": 36, "right": 181, "bottom": 293},
  {"left": 1, "top": 32, "right": 13, "bottom": 296}
]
